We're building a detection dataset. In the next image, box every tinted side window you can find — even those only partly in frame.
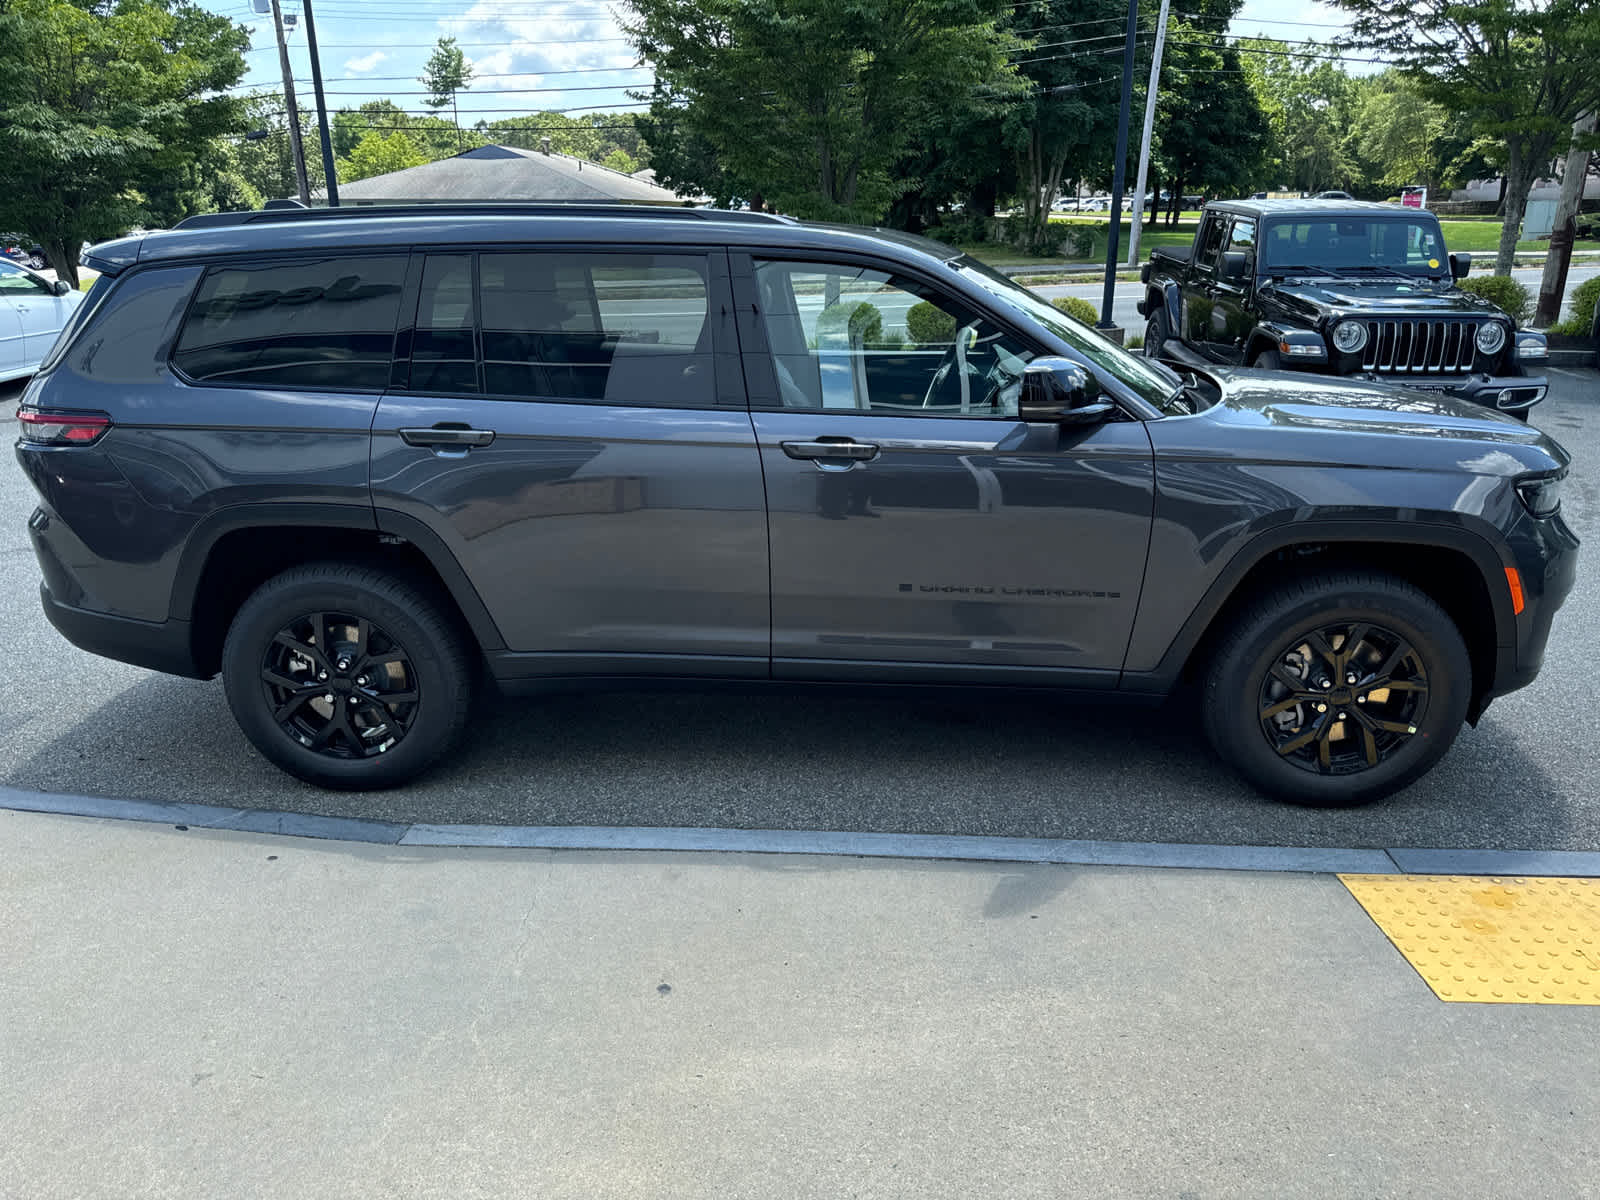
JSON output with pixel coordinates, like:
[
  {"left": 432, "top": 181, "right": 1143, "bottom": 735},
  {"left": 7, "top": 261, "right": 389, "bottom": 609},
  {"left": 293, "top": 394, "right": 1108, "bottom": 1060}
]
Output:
[
  {"left": 474, "top": 251, "right": 714, "bottom": 405},
  {"left": 173, "top": 256, "right": 406, "bottom": 390},
  {"left": 1194, "top": 216, "right": 1227, "bottom": 269},
  {"left": 412, "top": 254, "right": 478, "bottom": 394}
]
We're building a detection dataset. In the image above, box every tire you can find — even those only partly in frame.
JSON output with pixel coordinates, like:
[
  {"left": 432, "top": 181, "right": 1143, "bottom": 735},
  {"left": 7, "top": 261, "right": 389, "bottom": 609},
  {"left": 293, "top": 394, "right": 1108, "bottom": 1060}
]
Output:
[
  {"left": 222, "top": 563, "right": 474, "bottom": 789},
  {"left": 1250, "top": 346, "right": 1282, "bottom": 370},
  {"left": 1201, "top": 571, "right": 1471, "bottom": 806},
  {"left": 26, "top": 254, "right": 45, "bottom": 271},
  {"left": 1143, "top": 307, "right": 1169, "bottom": 359}
]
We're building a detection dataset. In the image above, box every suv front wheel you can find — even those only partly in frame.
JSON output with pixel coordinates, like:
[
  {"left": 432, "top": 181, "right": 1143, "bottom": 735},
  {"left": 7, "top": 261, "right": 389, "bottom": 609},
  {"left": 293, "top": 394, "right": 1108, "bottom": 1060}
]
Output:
[
  {"left": 1202, "top": 571, "right": 1471, "bottom": 805},
  {"left": 222, "top": 564, "right": 474, "bottom": 789}
]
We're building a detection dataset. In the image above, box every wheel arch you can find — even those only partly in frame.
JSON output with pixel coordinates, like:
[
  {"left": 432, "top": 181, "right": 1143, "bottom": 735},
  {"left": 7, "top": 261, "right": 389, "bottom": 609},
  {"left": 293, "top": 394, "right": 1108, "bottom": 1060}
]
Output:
[
  {"left": 171, "top": 505, "right": 506, "bottom": 677},
  {"left": 1128, "top": 525, "right": 1516, "bottom": 722}
]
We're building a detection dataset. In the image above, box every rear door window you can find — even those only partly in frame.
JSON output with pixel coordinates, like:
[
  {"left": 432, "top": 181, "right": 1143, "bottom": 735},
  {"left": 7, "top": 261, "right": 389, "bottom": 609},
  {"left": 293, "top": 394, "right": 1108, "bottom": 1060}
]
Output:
[
  {"left": 172, "top": 256, "right": 407, "bottom": 390},
  {"left": 408, "top": 250, "right": 716, "bottom": 406}
]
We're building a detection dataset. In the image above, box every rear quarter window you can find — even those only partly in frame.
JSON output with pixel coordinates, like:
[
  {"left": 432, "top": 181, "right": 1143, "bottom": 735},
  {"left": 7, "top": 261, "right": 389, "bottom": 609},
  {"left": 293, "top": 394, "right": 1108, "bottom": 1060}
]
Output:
[{"left": 172, "top": 256, "right": 407, "bottom": 391}]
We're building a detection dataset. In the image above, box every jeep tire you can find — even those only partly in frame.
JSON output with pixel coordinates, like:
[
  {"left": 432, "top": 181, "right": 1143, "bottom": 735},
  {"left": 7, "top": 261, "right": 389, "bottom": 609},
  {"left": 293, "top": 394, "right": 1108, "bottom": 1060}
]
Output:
[
  {"left": 222, "top": 564, "right": 474, "bottom": 789},
  {"left": 1201, "top": 571, "right": 1471, "bottom": 806}
]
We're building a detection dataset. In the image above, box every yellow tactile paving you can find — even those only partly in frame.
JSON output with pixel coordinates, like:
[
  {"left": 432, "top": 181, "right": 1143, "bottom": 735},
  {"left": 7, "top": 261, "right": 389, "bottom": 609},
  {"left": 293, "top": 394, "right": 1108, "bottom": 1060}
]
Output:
[{"left": 1340, "top": 874, "right": 1600, "bottom": 1005}]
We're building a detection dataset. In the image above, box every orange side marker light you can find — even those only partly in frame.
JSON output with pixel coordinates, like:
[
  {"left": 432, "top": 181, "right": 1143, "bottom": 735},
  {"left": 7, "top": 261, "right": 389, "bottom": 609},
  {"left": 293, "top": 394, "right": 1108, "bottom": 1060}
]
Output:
[{"left": 1505, "top": 567, "right": 1525, "bottom": 615}]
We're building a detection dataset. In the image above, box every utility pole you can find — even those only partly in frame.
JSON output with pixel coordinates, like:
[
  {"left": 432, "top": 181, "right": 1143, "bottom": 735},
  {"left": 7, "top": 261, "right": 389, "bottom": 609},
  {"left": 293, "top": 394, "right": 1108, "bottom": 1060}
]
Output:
[
  {"left": 1127, "top": 0, "right": 1171, "bottom": 268},
  {"left": 1100, "top": 0, "right": 1140, "bottom": 333},
  {"left": 268, "top": 0, "right": 310, "bottom": 205},
  {"left": 1535, "top": 109, "right": 1596, "bottom": 327},
  {"left": 302, "top": 0, "right": 339, "bottom": 205}
]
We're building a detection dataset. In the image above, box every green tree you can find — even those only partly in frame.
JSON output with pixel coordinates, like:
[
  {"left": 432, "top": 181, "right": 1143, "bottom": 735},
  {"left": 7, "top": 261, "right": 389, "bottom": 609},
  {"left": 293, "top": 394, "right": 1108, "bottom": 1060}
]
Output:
[
  {"left": 419, "top": 35, "right": 474, "bottom": 152},
  {"left": 0, "top": 0, "right": 250, "bottom": 283},
  {"left": 1333, "top": 0, "right": 1600, "bottom": 274},
  {"left": 338, "top": 130, "right": 428, "bottom": 183},
  {"left": 1241, "top": 39, "right": 1359, "bottom": 194},
  {"left": 1346, "top": 73, "right": 1449, "bottom": 196},
  {"left": 235, "top": 92, "right": 326, "bottom": 202},
  {"left": 624, "top": 0, "right": 1017, "bottom": 221}
]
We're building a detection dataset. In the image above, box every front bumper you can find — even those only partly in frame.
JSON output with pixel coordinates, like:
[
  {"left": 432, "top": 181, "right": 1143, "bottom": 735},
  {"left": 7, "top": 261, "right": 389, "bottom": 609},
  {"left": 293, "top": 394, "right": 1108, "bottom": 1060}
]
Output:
[
  {"left": 1351, "top": 370, "right": 1548, "bottom": 412},
  {"left": 1482, "top": 506, "right": 1579, "bottom": 710}
]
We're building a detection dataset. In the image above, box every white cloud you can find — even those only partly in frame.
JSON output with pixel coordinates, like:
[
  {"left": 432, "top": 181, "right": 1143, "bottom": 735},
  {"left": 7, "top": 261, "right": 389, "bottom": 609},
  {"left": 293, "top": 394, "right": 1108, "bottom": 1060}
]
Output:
[{"left": 344, "top": 50, "right": 388, "bottom": 73}]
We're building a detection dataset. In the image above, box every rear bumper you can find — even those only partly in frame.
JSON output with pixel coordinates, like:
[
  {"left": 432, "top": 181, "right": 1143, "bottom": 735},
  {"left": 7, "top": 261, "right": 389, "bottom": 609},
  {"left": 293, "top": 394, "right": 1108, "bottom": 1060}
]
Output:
[{"left": 40, "top": 583, "right": 208, "bottom": 679}]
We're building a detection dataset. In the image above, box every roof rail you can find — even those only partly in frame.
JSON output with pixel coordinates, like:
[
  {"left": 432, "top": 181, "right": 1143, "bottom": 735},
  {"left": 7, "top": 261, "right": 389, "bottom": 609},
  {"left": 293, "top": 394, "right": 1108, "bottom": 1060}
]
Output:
[{"left": 173, "top": 202, "right": 796, "bottom": 231}]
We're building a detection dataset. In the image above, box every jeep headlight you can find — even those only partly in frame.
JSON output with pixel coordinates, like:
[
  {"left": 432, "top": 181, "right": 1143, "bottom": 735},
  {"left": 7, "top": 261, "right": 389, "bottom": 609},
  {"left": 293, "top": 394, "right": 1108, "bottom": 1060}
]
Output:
[
  {"left": 1516, "top": 473, "right": 1564, "bottom": 519},
  {"left": 1330, "top": 320, "right": 1367, "bottom": 353},
  {"left": 1475, "top": 321, "right": 1507, "bottom": 355}
]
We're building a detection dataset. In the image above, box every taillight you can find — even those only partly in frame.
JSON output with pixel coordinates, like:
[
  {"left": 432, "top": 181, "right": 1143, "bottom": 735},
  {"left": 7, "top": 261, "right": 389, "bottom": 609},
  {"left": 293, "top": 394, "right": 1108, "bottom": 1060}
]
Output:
[{"left": 17, "top": 409, "right": 113, "bottom": 446}]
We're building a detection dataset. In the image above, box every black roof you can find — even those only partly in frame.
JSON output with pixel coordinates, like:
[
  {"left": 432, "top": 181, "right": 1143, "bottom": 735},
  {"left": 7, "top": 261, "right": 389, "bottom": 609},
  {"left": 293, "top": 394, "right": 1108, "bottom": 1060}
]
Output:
[
  {"left": 1205, "top": 198, "right": 1432, "bottom": 219},
  {"left": 82, "top": 203, "right": 965, "bottom": 275}
]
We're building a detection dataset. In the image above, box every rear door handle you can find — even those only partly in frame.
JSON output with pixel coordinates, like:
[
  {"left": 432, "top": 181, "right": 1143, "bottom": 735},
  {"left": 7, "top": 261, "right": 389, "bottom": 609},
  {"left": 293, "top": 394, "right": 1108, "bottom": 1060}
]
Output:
[
  {"left": 780, "top": 438, "right": 879, "bottom": 461},
  {"left": 400, "top": 426, "right": 495, "bottom": 448}
]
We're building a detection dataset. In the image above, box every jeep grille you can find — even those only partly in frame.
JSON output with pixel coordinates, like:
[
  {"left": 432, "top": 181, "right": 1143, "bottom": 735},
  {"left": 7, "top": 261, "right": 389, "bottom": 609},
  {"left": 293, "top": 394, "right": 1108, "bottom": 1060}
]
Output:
[{"left": 1359, "top": 319, "right": 1477, "bottom": 374}]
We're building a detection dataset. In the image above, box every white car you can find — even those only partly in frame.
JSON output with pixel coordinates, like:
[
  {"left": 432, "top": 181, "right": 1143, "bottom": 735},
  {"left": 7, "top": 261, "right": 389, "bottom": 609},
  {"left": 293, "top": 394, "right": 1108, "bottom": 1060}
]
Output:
[{"left": 0, "top": 259, "right": 84, "bottom": 384}]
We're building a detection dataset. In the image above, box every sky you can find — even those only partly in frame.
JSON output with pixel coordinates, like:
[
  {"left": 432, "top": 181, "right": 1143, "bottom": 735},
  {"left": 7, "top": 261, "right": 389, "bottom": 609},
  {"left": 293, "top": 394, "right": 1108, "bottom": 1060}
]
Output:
[{"left": 206, "top": 0, "right": 1361, "bottom": 128}]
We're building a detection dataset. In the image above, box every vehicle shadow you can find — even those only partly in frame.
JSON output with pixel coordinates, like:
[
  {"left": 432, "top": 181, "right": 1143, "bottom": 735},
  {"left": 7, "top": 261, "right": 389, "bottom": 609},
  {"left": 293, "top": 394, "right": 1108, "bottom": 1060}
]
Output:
[{"left": 0, "top": 671, "right": 1582, "bottom": 851}]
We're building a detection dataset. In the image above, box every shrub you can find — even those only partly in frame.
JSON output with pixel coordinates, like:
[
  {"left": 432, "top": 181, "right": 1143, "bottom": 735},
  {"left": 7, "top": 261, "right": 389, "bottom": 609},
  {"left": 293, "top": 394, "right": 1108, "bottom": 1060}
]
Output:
[
  {"left": 1458, "top": 273, "right": 1532, "bottom": 326},
  {"left": 816, "top": 300, "right": 883, "bottom": 345},
  {"left": 1124, "top": 333, "right": 1145, "bottom": 350},
  {"left": 906, "top": 300, "right": 958, "bottom": 345},
  {"left": 1550, "top": 274, "right": 1600, "bottom": 336},
  {"left": 1050, "top": 295, "right": 1099, "bottom": 325}
]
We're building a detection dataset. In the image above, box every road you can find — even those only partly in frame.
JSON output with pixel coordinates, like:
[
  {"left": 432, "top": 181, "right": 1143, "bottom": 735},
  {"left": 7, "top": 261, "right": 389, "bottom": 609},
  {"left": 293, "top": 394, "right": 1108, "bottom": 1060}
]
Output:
[{"left": 0, "top": 370, "right": 1595, "bottom": 852}]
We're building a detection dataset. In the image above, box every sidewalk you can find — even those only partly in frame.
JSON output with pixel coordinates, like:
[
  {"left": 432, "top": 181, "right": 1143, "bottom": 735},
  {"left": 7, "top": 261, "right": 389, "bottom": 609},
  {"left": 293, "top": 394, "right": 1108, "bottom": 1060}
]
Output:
[{"left": 4, "top": 806, "right": 1597, "bottom": 1199}]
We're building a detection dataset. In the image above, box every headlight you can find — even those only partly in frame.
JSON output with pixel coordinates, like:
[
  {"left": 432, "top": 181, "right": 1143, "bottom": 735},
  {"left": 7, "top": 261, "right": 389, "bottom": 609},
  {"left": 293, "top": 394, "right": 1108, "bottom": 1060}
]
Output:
[
  {"left": 1330, "top": 320, "right": 1367, "bottom": 353},
  {"left": 1516, "top": 474, "right": 1564, "bottom": 518},
  {"left": 1476, "top": 321, "right": 1507, "bottom": 355}
]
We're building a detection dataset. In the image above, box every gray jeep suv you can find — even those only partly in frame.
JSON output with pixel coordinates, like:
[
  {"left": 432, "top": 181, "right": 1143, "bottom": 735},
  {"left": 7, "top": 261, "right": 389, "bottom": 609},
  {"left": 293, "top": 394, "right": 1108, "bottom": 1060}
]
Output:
[{"left": 14, "top": 203, "right": 1578, "bottom": 805}]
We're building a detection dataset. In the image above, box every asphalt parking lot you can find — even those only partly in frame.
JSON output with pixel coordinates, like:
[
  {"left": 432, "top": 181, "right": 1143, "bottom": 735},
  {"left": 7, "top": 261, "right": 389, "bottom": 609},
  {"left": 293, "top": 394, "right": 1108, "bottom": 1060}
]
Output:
[{"left": 1, "top": 369, "right": 1595, "bottom": 849}]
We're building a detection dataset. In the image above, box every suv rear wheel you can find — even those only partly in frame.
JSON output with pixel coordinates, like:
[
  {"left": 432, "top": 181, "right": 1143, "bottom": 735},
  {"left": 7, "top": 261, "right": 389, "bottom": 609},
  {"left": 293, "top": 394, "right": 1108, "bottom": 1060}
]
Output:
[
  {"left": 222, "top": 564, "right": 473, "bottom": 789},
  {"left": 1201, "top": 571, "right": 1471, "bottom": 806}
]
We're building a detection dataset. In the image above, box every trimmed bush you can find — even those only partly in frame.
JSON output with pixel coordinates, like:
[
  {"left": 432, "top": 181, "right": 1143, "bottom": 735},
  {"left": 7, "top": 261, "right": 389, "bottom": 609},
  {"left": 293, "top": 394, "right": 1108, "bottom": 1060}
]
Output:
[
  {"left": 816, "top": 300, "right": 883, "bottom": 345},
  {"left": 1051, "top": 295, "right": 1099, "bottom": 325},
  {"left": 1458, "top": 274, "right": 1532, "bottom": 326},
  {"left": 1551, "top": 274, "right": 1600, "bottom": 336},
  {"left": 906, "top": 301, "right": 958, "bottom": 345}
]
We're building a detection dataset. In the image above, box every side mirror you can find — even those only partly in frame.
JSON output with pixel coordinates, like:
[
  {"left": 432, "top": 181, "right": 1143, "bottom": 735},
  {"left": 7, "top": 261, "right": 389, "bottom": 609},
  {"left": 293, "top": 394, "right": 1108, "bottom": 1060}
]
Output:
[
  {"left": 1218, "top": 251, "right": 1249, "bottom": 283},
  {"left": 1019, "top": 357, "right": 1115, "bottom": 425},
  {"left": 52, "top": 279, "right": 72, "bottom": 296},
  {"left": 1449, "top": 252, "right": 1471, "bottom": 280}
]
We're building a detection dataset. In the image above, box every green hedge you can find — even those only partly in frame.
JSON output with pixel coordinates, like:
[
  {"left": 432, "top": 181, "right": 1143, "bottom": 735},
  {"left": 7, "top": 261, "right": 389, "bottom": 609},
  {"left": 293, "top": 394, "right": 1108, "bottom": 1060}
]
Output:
[
  {"left": 1551, "top": 275, "right": 1600, "bottom": 336},
  {"left": 1051, "top": 295, "right": 1098, "bottom": 324},
  {"left": 906, "top": 301, "right": 957, "bottom": 345},
  {"left": 1458, "top": 274, "right": 1532, "bottom": 326},
  {"left": 816, "top": 300, "right": 883, "bottom": 345}
]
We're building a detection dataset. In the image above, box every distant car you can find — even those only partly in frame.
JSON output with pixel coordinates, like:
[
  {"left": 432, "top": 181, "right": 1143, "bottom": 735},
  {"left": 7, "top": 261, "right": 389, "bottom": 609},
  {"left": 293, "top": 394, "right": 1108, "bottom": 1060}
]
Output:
[
  {"left": 0, "top": 259, "right": 84, "bottom": 385},
  {"left": 1, "top": 236, "right": 47, "bottom": 271},
  {"left": 1314, "top": 190, "right": 1355, "bottom": 200}
]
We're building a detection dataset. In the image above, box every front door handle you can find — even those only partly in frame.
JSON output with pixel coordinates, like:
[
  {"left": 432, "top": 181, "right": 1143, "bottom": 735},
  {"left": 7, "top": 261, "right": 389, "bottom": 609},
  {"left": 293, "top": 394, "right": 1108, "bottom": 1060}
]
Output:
[
  {"left": 400, "top": 425, "right": 495, "bottom": 448},
  {"left": 780, "top": 438, "right": 879, "bottom": 462}
]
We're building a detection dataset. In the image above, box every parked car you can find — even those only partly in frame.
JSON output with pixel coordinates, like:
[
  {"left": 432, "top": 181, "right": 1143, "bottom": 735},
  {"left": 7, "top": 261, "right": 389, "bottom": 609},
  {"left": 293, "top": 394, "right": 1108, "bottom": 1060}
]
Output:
[
  {"left": 0, "top": 259, "right": 83, "bottom": 384},
  {"left": 1313, "top": 190, "right": 1355, "bottom": 200},
  {"left": 1138, "top": 198, "right": 1548, "bottom": 417},
  {"left": 1, "top": 236, "right": 48, "bottom": 271},
  {"left": 15, "top": 202, "right": 1576, "bottom": 804}
]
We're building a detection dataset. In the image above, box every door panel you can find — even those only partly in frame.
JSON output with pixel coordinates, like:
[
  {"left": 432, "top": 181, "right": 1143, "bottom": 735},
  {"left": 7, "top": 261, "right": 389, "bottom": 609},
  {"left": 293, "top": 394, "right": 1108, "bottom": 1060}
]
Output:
[
  {"left": 370, "top": 247, "right": 767, "bottom": 672},
  {"left": 753, "top": 411, "right": 1155, "bottom": 674},
  {"left": 17, "top": 294, "right": 71, "bottom": 364},
  {"left": 0, "top": 298, "right": 23, "bottom": 376}
]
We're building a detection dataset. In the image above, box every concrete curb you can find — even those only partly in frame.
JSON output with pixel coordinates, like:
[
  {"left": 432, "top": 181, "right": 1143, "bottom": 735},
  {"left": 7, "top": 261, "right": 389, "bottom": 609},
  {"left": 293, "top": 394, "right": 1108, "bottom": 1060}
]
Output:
[{"left": 7, "top": 785, "right": 1600, "bottom": 877}]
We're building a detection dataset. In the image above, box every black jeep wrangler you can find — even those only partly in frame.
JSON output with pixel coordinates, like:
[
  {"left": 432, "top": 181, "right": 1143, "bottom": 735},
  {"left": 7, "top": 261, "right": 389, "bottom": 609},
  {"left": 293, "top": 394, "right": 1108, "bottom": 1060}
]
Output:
[{"left": 1138, "top": 199, "right": 1548, "bottom": 417}]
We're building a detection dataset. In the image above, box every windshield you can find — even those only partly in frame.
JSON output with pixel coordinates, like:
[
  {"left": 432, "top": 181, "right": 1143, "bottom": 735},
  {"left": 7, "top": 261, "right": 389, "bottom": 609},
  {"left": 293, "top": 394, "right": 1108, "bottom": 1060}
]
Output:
[
  {"left": 1261, "top": 216, "right": 1449, "bottom": 279},
  {"left": 955, "top": 257, "right": 1179, "bottom": 409}
]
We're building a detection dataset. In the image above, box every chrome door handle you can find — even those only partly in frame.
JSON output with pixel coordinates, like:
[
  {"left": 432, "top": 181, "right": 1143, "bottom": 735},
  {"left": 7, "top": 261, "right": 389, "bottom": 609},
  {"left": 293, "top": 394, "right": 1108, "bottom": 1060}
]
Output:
[
  {"left": 400, "top": 426, "right": 495, "bottom": 448},
  {"left": 780, "top": 438, "right": 879, "bottom": 461}
]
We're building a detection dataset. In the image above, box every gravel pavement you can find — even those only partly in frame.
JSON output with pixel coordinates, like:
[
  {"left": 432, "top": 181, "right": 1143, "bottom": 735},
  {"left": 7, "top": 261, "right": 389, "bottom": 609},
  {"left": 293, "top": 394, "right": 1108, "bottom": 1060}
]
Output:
[{"left": 1, "top": 370, "right": 1596, "bottom": 850}]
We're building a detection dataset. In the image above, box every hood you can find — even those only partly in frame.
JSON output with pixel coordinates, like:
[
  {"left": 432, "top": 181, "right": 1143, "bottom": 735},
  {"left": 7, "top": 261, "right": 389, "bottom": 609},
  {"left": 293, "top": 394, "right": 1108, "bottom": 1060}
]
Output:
[
  {"left": 1261, "top": 276, "right": 1506, "bottom": 320},
  {"left": 1198, "top": 368, "right": 1551, "bottom": 450}
]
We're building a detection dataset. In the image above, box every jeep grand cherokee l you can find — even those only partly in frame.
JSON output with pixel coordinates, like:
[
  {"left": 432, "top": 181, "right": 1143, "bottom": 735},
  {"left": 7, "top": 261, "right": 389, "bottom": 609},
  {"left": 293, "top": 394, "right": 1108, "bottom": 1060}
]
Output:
[{"left": 13, "top": 203, "right": 1578, "bottom": 805}]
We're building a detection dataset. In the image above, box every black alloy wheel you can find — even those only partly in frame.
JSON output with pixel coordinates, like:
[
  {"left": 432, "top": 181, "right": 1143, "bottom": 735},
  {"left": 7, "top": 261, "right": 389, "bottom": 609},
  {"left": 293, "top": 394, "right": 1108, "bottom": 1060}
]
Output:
[
  {"left": 1256, "top": 622, "right": 1428, "bottom": 775},
  {"left": 261, "top": 611, "right": 420, "bottom": 759},
  {"left": 1202, "top": 571, "right": 1470, "bottom": 806},
  {"left": 223, "top": 564, "right": 473, "bottom": 789}
]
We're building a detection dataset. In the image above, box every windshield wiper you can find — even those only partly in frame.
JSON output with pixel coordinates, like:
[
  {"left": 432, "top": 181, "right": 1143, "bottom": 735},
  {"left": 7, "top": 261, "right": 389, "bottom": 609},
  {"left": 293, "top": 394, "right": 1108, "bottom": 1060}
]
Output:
[{"left": 1267, "top": 264, "right": 1370, "bottom": 280}]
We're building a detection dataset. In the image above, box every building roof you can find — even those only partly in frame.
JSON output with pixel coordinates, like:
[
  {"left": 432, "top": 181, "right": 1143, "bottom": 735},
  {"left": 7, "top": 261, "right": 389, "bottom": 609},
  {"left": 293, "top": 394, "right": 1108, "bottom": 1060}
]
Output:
[{"left": 330, "top": 144, "right": 686, "bottom": 206}]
